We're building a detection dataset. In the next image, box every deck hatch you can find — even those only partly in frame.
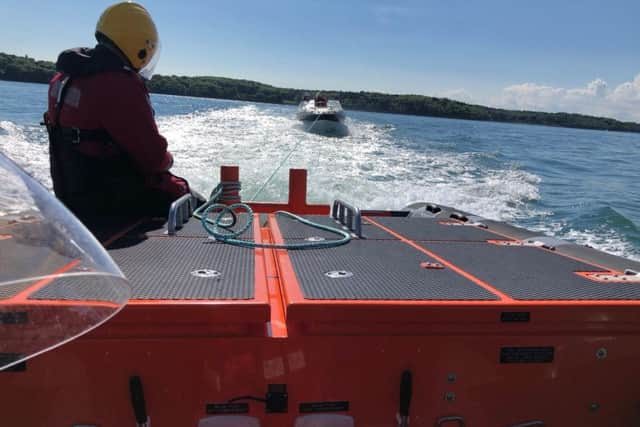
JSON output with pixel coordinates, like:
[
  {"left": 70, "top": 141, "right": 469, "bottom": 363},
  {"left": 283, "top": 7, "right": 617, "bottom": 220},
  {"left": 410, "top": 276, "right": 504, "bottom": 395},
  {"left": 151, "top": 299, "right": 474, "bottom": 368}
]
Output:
[
  {"left": 107, "top": 237, "right": 255, "bottom": 300},
  {"left": 286, "top": 240, "right": 498, "bottom": 300},
  {"left": 418, "top": 242, "right": 640, "bottom": 300}
]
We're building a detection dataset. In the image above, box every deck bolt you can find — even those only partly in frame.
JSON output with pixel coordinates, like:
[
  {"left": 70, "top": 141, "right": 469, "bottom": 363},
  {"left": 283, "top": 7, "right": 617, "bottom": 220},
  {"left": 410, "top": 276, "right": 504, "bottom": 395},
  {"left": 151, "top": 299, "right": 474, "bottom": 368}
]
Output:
[
  {"left": 589, "top": 403, "right": 600, "bottom": 412},
  {"left": 444, "top": 392, "right": 456, "bottom": 402},
  {"left": 596, "top": 348, "right": 607, "bottom": 360},
  {"left": 447, "top": 373, "right": 457, "bottom": 383}
]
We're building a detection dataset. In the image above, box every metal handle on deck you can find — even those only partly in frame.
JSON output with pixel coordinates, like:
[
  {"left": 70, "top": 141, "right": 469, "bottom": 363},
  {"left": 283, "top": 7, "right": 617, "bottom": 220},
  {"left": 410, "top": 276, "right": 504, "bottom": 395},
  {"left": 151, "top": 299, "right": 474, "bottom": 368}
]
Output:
[
  {"left": 167, "top": 193, "right": 196, "bottom": 235},
  {"left": 331, "top": 199, "right": 362, "bottom": 238}
]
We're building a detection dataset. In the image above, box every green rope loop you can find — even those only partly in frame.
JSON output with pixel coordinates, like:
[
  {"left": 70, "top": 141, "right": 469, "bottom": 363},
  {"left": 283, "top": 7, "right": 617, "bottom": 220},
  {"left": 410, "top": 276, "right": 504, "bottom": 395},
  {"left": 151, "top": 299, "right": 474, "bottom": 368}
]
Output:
[{"left": 194, "top": 185, "right": 351, "bottom": 250}]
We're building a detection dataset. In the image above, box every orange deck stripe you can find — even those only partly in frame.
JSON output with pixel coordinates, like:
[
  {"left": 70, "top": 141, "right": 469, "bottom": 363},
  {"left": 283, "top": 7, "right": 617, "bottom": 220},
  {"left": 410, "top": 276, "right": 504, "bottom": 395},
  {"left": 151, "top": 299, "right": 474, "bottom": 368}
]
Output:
[
  {"left": 10, "top": 259, "right": 82, "bottom": 304},
  {"left": 365, "top": 217, "right": 514, "bottom": 302},
  {"left": 102, "top": 218, "right": 147, "bottom": 247},
  {"left": 261, "top": 227, "right": 288, "bottom": 338}
]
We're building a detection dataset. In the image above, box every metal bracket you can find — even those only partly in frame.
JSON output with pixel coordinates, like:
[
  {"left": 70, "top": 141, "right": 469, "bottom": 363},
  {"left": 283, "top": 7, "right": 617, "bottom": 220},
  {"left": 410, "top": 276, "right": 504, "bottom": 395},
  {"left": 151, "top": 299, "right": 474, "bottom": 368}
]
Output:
[
  {"left": 167, "top": 193, "right": 198, "bottom": 235},
  {"left": 577, "top": 271, "right": 640, "bottom": 283},
  {"left": 331, "top": 199, "right": 362, "bottom": 238},
  {"left": 523, "top": 236, "right": 570, "bottom": 251},
  {"left": 488, "top": 237, "right": 565, "bottom": 251}
]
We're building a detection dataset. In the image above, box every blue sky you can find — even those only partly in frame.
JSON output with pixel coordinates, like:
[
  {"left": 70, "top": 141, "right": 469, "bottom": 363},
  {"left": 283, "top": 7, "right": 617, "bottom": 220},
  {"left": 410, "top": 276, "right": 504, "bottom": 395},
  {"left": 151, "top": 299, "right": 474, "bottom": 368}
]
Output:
[{"left": 2, "top": 0, "right": 640, "bottom": 120}]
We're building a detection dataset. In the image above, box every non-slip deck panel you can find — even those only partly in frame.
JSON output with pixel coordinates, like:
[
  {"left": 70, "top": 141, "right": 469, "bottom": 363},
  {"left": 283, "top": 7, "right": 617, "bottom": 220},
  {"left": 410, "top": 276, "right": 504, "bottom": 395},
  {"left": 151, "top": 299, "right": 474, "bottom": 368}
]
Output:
[
  {"left": 418, "top": 242, "right": 640, "bottom": 300},
  {"left": 0, "top": 282, "right": 32, "bottom": 300},
  {"left": 277, "top": 215, "right": 395, "bottom": 240},
  {"left": 372, "top": 217, "right": 510, "bottom": 241},
  {"left": 143, "top": 215, "right": 254, "bottom": 240},
  {"left": 0, "top": 240, "right": 75, "bottom": 299},
  {"left": 108, "top": 237, "right": 255, "bottom": 300},
  {"left": 277, "top": 215, "right": 353, "bottom": 240},
  {"left": 287, "top": 240, "right": 498, "bottom": 300},
  {"left": 29, "top": 276, "right": 130, "bottom": 302}
]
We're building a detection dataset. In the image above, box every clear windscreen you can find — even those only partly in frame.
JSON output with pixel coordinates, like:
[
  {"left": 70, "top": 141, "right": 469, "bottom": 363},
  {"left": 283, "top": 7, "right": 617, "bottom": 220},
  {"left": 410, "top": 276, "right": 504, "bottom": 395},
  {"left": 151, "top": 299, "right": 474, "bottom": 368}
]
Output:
[
  {"left": 0, "top": 152, "right": 130, "bottom": 371},
  {"left": 139, "top": 39, "right": 162, "bottom": 81}
]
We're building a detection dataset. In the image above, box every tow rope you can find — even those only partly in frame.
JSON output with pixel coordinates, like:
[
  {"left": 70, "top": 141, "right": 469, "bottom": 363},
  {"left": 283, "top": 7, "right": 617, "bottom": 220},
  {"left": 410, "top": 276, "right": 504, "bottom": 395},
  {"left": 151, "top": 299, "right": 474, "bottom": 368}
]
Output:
[{"left": 194, "top": 185, "right": 351, "bottom": 250}]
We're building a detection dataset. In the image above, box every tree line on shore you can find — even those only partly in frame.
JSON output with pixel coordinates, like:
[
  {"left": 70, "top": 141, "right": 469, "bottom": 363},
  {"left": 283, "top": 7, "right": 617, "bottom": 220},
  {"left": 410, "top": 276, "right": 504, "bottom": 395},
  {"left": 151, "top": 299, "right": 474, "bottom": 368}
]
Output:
[{"left": 2, "top": 51, "right": 639, "bottom": 133}]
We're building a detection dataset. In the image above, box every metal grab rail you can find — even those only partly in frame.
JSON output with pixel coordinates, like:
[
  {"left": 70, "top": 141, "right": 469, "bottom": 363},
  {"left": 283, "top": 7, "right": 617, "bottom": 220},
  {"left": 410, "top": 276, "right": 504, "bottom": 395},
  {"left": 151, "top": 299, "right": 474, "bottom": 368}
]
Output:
[
  {"left": 331, "top": 199, "right": 362, "bottom": 238},
  {"left": 167, "top": 193, "right": 197, "bottom": 235}
]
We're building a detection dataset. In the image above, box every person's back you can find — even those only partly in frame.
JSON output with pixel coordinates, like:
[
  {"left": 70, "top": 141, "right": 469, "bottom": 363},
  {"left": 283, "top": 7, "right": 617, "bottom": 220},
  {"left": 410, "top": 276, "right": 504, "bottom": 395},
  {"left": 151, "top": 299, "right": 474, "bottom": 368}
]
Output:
[{"left": 44, "top": 2, "right": 190, "bottom": 232}]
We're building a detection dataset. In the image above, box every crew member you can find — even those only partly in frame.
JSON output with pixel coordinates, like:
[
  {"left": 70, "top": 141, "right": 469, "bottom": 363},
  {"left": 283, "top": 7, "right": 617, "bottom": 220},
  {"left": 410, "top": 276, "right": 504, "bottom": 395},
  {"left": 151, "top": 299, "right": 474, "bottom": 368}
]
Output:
[{"left": 44, "top": 2, "right": 191, "bottom": 231}]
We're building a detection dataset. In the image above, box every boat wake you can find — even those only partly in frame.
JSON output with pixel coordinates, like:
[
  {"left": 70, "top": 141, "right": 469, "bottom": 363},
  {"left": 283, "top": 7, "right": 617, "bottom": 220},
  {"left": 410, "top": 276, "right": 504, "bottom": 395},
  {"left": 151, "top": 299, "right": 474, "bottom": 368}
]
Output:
[{"left": 1, "top": 98, "right": 638, "bottom": 261}]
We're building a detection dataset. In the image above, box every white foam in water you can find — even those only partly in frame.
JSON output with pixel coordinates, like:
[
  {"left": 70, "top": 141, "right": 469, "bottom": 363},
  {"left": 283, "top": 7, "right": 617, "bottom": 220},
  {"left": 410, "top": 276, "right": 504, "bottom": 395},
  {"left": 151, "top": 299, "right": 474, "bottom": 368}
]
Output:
[
  {"left": 158, "top": 106, "right": 542, "bottom": 222},
  {"left": 0, "top": 120, "right": 51, "bottom": 188},
  {"left": 532, "top": 221, "right": 640, "bottom": 262}
]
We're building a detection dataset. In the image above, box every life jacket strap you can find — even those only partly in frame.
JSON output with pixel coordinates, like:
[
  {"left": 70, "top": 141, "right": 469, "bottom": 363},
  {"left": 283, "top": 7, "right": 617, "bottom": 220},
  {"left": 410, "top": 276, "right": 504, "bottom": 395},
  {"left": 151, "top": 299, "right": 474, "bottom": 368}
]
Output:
[
  {"left": 56, "top": 127, "right": 113, "bottom": 145},
  {"left": 42, "top": 76, "right": 114, "bottom": 146}
]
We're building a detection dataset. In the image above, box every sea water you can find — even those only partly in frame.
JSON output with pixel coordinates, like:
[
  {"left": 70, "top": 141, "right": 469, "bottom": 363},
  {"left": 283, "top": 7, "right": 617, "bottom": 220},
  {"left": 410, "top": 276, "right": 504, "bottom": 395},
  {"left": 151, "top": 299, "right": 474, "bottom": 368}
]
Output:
[{"left": 1, "top": 80, "right": 639, "bottom": 261}]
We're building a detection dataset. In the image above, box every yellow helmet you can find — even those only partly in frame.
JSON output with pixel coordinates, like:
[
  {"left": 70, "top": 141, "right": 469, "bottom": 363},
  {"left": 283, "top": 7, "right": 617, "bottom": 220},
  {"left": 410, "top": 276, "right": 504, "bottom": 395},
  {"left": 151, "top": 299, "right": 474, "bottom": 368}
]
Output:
[{"left": 95, "top": 2, "right": 160, "bottom": 78}]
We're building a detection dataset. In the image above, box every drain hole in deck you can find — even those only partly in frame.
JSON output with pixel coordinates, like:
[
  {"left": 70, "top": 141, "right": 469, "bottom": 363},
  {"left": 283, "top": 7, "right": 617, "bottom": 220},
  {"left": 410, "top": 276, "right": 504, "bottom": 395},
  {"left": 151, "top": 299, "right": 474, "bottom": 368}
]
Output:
[
  {"left": 191, "top": 269, "right": 222, "bottom": 279},
  {"left": 325, "top": 270, "right": 354, "bottom": 279}
]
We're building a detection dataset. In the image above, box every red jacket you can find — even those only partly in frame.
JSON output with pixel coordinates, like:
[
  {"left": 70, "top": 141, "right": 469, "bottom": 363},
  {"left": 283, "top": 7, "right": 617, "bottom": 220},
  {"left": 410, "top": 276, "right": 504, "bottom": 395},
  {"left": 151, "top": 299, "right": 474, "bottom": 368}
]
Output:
[{"left": 47, "top": 46, "right": 189, "bottom": 221}]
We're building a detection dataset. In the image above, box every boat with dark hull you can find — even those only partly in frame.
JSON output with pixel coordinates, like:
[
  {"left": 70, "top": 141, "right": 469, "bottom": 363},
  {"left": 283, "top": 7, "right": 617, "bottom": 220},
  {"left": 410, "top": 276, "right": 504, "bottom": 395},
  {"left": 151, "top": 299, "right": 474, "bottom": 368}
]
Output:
[
  {"left": 297, "top": 95, "right": 348, "bottom": 136},
  {"left": 2, "top": 161, "right": 640, "bottom": 427}
]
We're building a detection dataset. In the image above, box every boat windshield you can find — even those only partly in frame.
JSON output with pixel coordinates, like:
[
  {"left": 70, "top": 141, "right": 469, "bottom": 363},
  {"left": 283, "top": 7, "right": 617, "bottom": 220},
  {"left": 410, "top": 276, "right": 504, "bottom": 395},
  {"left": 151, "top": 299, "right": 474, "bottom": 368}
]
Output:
[{"left": 0, "top": 152, "right": 130, "bottom": 371}]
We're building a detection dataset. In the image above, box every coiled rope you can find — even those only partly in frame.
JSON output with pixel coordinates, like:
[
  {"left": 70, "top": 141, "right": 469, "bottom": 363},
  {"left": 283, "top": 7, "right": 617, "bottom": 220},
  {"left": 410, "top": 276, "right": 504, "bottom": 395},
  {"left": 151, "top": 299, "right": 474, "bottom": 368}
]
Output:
[{"left": 194, "top": 184, "right": 351, "bottom": 250}]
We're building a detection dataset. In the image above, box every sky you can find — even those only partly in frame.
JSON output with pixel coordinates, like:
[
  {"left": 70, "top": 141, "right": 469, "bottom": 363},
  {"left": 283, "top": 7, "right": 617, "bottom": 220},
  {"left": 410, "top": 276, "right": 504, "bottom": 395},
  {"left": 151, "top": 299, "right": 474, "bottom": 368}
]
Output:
[{"left": 2, "top": 0, "right": 640, "bottom": 121}]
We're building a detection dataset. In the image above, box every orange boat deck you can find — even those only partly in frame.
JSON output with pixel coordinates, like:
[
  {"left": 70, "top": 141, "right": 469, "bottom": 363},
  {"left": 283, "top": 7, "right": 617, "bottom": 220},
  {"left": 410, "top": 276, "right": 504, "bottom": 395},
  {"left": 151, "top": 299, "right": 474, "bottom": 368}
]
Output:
[{"left": 2, "top": 167, "right": 640, "bottom": 426}]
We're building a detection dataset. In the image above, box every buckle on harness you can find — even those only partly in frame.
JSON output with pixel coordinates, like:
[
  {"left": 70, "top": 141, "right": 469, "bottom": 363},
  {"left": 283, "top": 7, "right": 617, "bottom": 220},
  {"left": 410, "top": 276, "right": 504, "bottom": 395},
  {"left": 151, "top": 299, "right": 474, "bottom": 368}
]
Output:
[{"left": 70, "top": 128, "right": 81, "bottom": 144}]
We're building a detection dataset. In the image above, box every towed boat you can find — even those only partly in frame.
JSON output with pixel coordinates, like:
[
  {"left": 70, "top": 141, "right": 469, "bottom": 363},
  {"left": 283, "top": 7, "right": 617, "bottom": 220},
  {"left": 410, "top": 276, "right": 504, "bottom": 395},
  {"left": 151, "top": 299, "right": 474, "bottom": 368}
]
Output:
[
  {"left": 297, "top": 95, "right": 348, "bottom": 136},
  {"left": 2, "top": 158, "right": 640, "bottom": 427}
]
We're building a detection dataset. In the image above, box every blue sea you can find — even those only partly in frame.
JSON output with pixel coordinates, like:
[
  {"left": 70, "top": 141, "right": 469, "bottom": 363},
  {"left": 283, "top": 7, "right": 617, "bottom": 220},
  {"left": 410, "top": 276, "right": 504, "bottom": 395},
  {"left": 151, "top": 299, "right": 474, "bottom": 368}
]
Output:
[{"left": 1, "top": 80, "right": 639, "bottom": 261}]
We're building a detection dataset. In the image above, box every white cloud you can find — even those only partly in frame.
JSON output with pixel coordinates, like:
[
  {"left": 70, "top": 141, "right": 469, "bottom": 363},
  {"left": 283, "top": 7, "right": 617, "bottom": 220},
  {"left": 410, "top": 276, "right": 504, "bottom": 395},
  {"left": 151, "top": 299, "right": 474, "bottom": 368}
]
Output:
[{"left": 496, "top": 74, "right": 640, "bottom": 122}]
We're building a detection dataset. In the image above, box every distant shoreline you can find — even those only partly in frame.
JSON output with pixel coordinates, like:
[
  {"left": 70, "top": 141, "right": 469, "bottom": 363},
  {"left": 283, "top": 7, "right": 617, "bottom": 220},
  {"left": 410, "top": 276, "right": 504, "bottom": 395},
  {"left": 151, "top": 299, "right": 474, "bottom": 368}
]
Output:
[{"left": 2, "top": 51, "right": 640, "bottom": 134}]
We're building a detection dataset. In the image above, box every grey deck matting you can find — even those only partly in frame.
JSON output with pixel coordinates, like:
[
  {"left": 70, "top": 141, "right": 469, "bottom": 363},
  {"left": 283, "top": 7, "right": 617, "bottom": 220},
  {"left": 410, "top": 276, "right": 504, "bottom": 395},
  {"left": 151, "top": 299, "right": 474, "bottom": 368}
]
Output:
[
  {"left": 144, "top": 214, "right": 254, "bottom": 240},
  {"left": 372, "top": 217, "right": 509, "bottom": 241},
  {"left": 418, "top": 242, "right": 640, "bottom": 300},
  {"left": 107, "top": 237, "right": 255, "bottom": 300},
  {"left": 287, "top": 240, "right": 498, "bottom": 300},
  {"left": 0, "top": 240, "right": 75, "bottom": 299},
  {"left": 29, "top": 276, "right": 130, "bottom": 302},
  {"left": 277, "top": 215, "right": 395, "bottom": 240}
]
